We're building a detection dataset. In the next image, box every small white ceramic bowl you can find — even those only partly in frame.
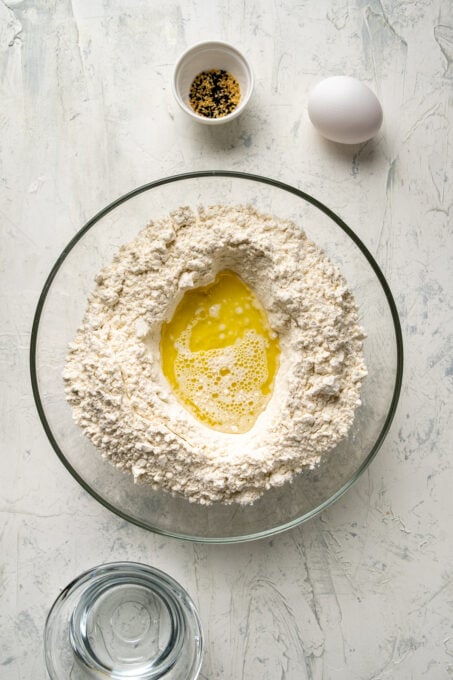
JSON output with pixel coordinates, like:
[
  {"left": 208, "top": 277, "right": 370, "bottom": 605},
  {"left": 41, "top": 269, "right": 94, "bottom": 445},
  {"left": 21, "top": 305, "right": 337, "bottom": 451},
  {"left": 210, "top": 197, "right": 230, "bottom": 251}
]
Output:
[{"left": 173, "top": 41, "right": 254, "bottom": 124}]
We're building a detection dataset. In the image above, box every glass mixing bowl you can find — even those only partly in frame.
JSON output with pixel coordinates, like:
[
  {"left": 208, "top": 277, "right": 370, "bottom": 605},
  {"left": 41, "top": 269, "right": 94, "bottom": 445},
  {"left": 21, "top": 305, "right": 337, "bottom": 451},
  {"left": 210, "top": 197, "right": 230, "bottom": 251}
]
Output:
[{"left": 30, "top": 171, "right": 403, "bottom": 542}]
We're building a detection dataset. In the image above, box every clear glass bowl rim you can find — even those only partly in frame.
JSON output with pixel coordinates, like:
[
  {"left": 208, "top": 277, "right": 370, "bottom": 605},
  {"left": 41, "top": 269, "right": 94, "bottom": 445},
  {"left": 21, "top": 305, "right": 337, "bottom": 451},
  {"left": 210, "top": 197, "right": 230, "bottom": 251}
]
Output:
[{"left": 30, "top": 170, "right": 404, "bottom": 543}]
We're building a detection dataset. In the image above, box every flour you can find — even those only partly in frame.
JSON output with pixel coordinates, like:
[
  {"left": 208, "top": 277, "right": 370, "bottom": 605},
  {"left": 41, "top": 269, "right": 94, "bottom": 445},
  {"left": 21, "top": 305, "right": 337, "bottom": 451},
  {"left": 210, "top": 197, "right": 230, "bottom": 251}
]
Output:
[{"left": 63, "top": 205, "right": 367, "bottom": 505}]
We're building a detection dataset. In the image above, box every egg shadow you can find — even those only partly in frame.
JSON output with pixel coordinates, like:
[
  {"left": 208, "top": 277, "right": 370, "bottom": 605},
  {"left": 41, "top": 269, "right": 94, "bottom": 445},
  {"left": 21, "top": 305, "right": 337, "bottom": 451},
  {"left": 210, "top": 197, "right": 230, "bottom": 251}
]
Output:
[{"left": 317, "top": 134, "right": 387, "bottom": 176}]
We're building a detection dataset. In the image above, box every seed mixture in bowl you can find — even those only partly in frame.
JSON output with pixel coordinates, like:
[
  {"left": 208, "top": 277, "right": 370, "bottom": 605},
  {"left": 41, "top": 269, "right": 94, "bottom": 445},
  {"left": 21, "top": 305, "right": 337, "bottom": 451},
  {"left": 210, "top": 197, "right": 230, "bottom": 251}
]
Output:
[
  {"left": 189, "top": 69, "right": 241, "bottom": 118},
  {"left": 63, "top": 205, "right": 367, "bottom": 505}
]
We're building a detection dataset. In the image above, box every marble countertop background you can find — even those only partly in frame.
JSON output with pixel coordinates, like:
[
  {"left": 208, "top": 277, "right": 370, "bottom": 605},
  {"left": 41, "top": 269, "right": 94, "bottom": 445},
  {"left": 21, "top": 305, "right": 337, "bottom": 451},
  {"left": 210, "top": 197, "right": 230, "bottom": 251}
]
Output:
[{"left": 1, "top": 1, "right": 452, "bottom": 678}]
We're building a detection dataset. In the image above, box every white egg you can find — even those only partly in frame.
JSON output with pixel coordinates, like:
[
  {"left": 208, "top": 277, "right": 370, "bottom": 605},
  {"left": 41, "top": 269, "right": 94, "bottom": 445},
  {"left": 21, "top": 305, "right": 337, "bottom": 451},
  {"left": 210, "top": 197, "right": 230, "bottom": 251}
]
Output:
[{"left": 308, "top": 76, "right": 383, "bottom": 144}]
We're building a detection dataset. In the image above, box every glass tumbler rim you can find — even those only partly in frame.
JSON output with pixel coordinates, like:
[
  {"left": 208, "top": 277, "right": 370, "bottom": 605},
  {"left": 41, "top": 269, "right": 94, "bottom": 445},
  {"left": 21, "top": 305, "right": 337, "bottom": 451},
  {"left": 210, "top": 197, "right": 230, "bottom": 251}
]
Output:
[{"left": 44, "top": 561, "right": 204, "bottom": 680}]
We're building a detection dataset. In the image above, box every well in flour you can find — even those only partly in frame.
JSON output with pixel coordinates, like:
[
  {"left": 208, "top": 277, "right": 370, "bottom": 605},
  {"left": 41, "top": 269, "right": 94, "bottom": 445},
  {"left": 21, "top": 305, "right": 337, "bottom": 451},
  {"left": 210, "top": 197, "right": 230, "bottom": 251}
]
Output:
[
  {"left": 160, "top": 268, "right": 281, "bottom": 434},
  {"left": 63, "top": 205, "right": 367, "bottom": 505}
]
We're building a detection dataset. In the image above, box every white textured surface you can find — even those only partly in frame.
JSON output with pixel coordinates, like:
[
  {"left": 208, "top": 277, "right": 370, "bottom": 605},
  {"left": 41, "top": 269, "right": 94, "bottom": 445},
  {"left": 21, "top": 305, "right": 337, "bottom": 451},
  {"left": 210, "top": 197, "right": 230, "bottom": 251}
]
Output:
[{"left": 1, "top": 1, "right": 452, "bottom": 678}]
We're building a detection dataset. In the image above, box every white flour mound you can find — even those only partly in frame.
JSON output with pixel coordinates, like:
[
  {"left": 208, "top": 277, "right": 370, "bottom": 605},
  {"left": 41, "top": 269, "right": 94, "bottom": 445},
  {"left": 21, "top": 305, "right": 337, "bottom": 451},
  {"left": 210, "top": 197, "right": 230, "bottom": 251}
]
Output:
[{"left": 63, "top": 205, "right": 367, "bottom": 505}]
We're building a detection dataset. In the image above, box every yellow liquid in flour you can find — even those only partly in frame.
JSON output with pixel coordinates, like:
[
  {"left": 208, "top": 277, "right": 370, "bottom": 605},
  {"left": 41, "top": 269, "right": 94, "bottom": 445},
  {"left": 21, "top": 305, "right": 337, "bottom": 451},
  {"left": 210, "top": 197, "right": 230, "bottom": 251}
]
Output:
[{"left": 160, "top": 270, "right": 280, "bottom": 433}]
